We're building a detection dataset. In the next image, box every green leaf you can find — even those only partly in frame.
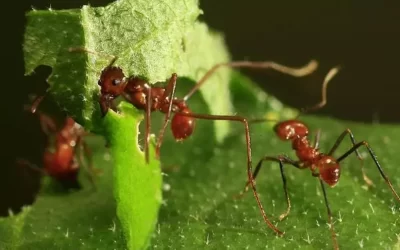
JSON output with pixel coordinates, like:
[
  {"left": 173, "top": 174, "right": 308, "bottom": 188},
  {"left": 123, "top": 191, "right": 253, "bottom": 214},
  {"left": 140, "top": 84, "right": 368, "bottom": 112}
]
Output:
[
  {"left": 103, "top": 102, "right": 162, "bottom": 250},
  {"left": 18, "top": 0, "right": 400, "bottom": 248},
  {"left": 23, "top": 0, "right": 231, "bottom": 140},
  {"left": 0, "top": 207, "right": 31, "bottom": 248},
  {"left": 152, "top": 72, "right": 400, "bottom": 249}
]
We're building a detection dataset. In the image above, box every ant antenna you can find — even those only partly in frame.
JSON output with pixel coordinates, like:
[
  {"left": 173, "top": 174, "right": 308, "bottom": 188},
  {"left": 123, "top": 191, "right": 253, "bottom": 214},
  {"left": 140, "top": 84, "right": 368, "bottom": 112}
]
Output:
[
  {"left": 183, "top": 59, "right": 319, "bottom": 102},
  {"left": 68, "top": 47, "right": 118, "bottom": 68},
  {"left": 247, "top": 65, "right": 341, "bottom": 125},
  {"left": 296, "top": 66, "right": 341, "bottom": 118},
  {"left": 248, "top": 118, "right": 280, "bottom": 124},
  {"left": 28, "top": 95, "right": 46, "bottom": 114}
]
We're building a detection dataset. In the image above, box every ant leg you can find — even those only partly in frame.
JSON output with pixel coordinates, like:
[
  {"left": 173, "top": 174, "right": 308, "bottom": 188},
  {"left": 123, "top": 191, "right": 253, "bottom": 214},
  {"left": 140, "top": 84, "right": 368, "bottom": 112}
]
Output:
[
  {"left": 36, "top": 112, "right": 58, "bottom": 136},
  {"left": 173, "top": 111, "right": 284, "bottom": 235},
  {"left": 328, "top": 129, "right": 373, "bottom": 187},
  {"left": 235, "top": 156, "right": 300, "bottom": 221},
  {"left": 336, "top": 139, "right": 400, "bottom": 202},
  {"left": 248, "top": 118, "right": 279, "bottom": 124},
  {"left": 24, "top": 99, "right": 58, "bottom": 135},
  {"left": 80, "top": 130, "right": 94, "bottom": 137},
  {"left": 161, "top": 164, "right": 180, "bottom": 173},
  {"left": 313, "top": 129, "right": 322, "bottom": 149},
  {"left": 155, "top": 73, "right": 178, "bottom": 159},
  {"left": 68, "top": 47, "right": 118, "bottom": 68},
  {"left": 16, "top": 159, "right": 47, "bottom": 175},
  {"left": 81, "top": 140, "right": 100, "bottom": 175},
  {"left": 277, "top": 162, "right": 291, "bottom": 221},
  {"left": 143, "top": 86, "right": 152, "bottom": 164},
  {"left": 77, "top": 141, "right": 98, "bottom": 188},
  {"left": 148, "top": 131, "right": 180, "bottom": 172},
  {"left": 183, "top": 60, "right": 319, "bottom": 101},
  {"left": 26, "top": 95, "right": 46, "bottom": 113},
  {"left": 319, "top": 179, "right": 339, "bottom": 250}
]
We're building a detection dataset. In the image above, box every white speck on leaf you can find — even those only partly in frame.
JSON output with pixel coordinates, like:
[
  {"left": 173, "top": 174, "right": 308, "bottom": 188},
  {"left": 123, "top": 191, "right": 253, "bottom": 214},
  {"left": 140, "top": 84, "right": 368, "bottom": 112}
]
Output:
[
  {"left": 369, "top": 203, "right": 375, "bottom": 214},
  {"left": 163, "top": 183, "right": 171, "bottom": 191},
  {"left": 358, "top": 239, "right": 364, "bottom": 248},
  {"left": 108, "top": 220, "right": 116, "bottom": 233}
]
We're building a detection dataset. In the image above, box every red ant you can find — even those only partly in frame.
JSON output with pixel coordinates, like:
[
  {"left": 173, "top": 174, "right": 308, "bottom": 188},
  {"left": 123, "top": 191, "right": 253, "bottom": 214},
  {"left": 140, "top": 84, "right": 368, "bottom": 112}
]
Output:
[
  {"left": 68, "top": 47, "right": 317, "bottom": 235},
  {"left": 236, "top": 67, "right": 400, "bottom": 250},
  {"left": 17, "top": 95, "right": 97, "bottom": 187},
  {"left": 68, "top": 48, "right": 319, "bottom": 165}
]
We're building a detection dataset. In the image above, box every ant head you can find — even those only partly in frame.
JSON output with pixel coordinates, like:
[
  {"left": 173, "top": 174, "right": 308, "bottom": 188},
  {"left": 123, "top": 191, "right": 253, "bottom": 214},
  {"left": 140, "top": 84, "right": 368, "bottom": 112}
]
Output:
[
  {"left": 171, "top": 107, "right": 195, "bottom": 141},
  {"left": 274, "top": 120, "right": 309, "bottom": 140},
  {"left": 317, "top": 156, "right": 340, "bottom": 186},
  {"left": 98, "top": 66, "right": 126, "bottom": 96}
]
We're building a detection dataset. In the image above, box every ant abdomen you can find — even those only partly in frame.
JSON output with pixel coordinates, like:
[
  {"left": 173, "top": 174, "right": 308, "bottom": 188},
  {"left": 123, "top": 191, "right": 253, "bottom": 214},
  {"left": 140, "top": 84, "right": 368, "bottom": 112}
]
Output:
[
  {"left": 317, "top": 156, "right": 340, "bottom": 186},
  {"left": 43, "top": 149, "right": 74, "bottom": 177},
  {"left": 274, "top": 120, "right": 309, "bottom": 140},
  {"left": 171, "top": 108, "right": 195, "bottom": 141}
]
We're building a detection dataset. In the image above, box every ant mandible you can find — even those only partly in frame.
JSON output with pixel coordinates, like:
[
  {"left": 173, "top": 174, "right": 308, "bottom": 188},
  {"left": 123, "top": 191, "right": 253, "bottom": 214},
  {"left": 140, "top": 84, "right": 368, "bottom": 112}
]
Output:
[
  {"left": 69, "top": 48, "right": 319, "bottom": 166},
  {"left": 237, "top": 67, "right": 400, "bottom": 250},
  {"left": 17, "top": 95, "right": 97, "bottom": 187}
]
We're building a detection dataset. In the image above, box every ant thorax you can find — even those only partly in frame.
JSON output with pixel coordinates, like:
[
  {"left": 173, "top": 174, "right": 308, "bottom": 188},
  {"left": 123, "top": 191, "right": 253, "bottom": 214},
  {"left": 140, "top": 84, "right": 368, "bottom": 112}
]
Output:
[
  {"left": 59, "top": 127, "right": 80, "bottom": 145},
  {"left": 293, "top": 137, "right": 319, "bottom": 164}
]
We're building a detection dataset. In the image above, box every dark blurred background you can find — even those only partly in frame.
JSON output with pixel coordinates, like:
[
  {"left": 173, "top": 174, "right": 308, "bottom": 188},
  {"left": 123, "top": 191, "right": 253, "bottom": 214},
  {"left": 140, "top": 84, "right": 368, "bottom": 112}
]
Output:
[{"left": 2, "top": 0, "right": 400, "bottom": 215}]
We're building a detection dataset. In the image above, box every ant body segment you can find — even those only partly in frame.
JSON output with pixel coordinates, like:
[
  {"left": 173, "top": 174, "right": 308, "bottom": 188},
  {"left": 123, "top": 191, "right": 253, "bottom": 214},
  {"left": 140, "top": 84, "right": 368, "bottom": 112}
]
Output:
[
  {"left": 17, "top": 96, "right": 97, "bottom": 187},
  {"left": 237, "top": 67, "right": 400, "bottom": 250}
]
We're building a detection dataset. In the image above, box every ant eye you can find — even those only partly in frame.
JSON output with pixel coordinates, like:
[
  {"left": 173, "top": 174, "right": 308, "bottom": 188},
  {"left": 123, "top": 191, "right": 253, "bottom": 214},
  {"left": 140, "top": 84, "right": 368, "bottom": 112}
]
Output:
[
  {"left": 97, "top": 80, "right": 102, "bottom": 86},
  {"left": 112, "top": 79, "right": 122, "bottom": 86}
]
